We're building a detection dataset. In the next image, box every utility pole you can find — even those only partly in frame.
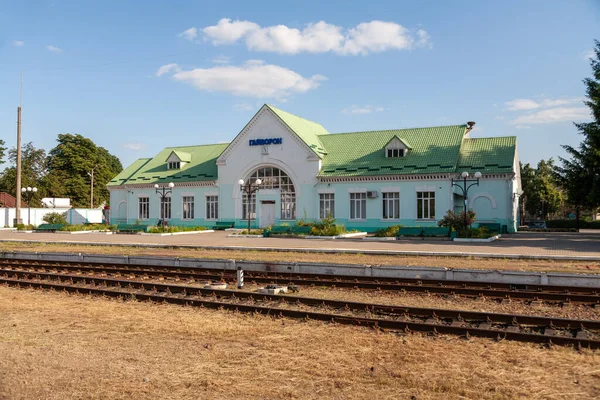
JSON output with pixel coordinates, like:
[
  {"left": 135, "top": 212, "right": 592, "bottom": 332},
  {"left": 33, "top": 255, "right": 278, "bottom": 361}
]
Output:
[
  {"left": 88, "top": 167, "right": 94, "bottom": 208},
  {"left": 13, "top": 73, "right": 23, "bottom": 226}
]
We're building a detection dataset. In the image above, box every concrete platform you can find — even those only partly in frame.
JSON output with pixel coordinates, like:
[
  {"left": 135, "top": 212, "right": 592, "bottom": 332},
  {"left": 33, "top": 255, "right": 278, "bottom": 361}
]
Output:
[{"left": 0, "top": 230, "right": 599, "bottom": 261}]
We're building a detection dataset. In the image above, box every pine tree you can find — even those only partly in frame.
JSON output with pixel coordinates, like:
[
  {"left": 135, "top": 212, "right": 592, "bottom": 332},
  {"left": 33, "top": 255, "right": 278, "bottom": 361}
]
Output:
[{"left": 557, "top": 40, "right": 600, "bottom": 221}]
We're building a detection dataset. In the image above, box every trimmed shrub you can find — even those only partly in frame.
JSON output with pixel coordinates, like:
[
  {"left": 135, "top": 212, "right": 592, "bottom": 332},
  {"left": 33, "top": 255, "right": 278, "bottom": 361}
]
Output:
[{"left": 311, "top": 215, "right": 346, "bottom": 236}]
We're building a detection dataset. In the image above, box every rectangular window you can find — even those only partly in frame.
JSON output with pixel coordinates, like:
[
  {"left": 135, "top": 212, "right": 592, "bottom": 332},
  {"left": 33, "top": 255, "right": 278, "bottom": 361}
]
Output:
[
  {"left": 138, "top": 197, "right": 149, "bottom": 220},
  {"left": 242, "top": 193, "right": 256, "bottom": 220},
  {"left": 168, "top": 161, "right": 180, "bottom": 169},
  {"left": 319, "top": 193, "right": 335, "bottom": 219},
  {"left": 382, "top": 192, "right": 400, "bottom": 219},
  {"left": 160, "top": 197, "right": 172, "bottom": 220},
  {"left": 182, "top": 196, "right": 195, "bottom": 220},
  {"left": 349, "top": 192, "right": 367, "bottom": 220},
  {"left": 417, "top": 191, "right": 435, "bottom": 220},
  {"left": 206, "top": 195, "right": 218, "bottom": 220},
  {"left": 281, "top": 192, "right": 296, "bottom": 220},
  {"left": 386, "top": 148, "right": 404, "bottom": 158}
]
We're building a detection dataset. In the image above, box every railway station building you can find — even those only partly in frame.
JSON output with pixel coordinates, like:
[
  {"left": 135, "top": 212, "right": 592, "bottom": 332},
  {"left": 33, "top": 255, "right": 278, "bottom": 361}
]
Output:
[{"left": 108, "top": 104, "right": 521, "bottom": 232}]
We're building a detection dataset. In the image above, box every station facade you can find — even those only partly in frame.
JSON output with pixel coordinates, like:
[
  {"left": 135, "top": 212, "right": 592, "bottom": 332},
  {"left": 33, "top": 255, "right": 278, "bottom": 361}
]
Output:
[{"left": 108, "top": 104, "right": 521, "bottom": 232}]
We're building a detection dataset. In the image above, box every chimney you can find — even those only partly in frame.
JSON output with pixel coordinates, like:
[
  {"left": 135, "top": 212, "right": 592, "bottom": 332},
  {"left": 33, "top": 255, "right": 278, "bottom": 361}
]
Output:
[{"left": 465, "top": 121, "right": 476, "bottom": 136}]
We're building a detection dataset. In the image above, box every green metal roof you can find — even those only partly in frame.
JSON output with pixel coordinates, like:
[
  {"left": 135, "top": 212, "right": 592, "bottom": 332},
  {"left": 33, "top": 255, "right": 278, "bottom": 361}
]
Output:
[
  {"left": 168, "top": 150, "right": 192, "bottom": 162},
  {"left": 456, "top": 137, "right": 517, "bottom": 173},
  {"left": 318, "top": 125, "right": 467, "bottom": 176},
  {"left": 266, "top": 104, "right": 329, "bottom": 157},
  {"left": 107, "top": 144, "right": 227, "bottom": 186}
]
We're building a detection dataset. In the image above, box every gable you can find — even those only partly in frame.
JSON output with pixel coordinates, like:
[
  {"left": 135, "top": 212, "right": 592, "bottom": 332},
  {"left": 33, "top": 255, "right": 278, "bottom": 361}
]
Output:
[
  {"left": 166, "top": 150, "right": 191, "bottom": 163},
  {"left": 217, "top": 104, "right": 326, "bottom": 165}
]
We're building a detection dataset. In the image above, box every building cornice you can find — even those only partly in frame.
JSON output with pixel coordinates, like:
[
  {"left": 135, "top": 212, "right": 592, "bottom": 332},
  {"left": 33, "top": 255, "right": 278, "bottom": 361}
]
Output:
[{"left": 107, "top": 181, "right": 217, "bottom": 190}]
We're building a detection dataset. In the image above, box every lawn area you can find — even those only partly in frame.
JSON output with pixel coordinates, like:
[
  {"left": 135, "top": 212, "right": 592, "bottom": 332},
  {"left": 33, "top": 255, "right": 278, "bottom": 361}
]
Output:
[{"left": 0, "top": 286, "right": 598, "bottom": 399}]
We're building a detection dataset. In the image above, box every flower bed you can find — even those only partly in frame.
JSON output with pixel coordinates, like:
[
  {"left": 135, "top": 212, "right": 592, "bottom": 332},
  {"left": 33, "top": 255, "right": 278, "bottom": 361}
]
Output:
[{"left": 144, "top": 226, "right": 211, "bottom": 235}]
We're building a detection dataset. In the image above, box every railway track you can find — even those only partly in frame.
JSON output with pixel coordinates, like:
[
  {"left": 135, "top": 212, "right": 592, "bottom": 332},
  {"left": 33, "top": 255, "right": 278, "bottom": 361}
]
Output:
[
  {"left": 2, "top": 259, "right": 600, "bottom": 306},
  {"left": 1, "top": 268, "right": 599, "bottom": 349}
]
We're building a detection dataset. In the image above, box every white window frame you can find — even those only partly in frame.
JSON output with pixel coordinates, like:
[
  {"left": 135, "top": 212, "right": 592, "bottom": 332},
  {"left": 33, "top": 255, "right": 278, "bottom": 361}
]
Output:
[
  {"left": 206, "top": 195, "right": 219, "bottom": 220},
  {"left": 417, "top": 191, "right": 435, "bottom": 220},
  {"left": 168, "top": 161, "right": 180, "bottom": 170},
  {"left": 349, "top": 192, "right": 367, "bottom": 220},
  {"left": 319, "top": 193, "right": 335, "bottom": 219},
  {"left": 138, "top": 197, "right": 149, "bottom": 220},
  {"left": 182, "top": 196, "right": 194, "bottom": 220},
  {"left": 160, "top": 196, "right": 172, "bottom": 220},
  {"left": 382, "top": 192, "right": 400, "bottom": 220}
]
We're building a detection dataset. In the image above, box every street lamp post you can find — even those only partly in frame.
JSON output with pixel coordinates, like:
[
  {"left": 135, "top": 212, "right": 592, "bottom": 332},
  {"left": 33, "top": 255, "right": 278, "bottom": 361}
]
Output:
[
  {"left": 154, "top": 182, "right": 174, "bottom": 230},
  {"left": 238, "top": 178, "right": 262, "bottom": 233},
  {"left": 451, "top": 171, "right": 482, "bottom": 228},
  {"left": 21, "top": 186, "right": 38, "bottom": 226}
]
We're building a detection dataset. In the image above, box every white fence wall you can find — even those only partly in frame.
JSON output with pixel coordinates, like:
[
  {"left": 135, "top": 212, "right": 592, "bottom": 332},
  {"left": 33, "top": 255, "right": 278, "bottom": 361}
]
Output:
[{"left": 0, "top": 208, "right": 103, "bottom": 227}]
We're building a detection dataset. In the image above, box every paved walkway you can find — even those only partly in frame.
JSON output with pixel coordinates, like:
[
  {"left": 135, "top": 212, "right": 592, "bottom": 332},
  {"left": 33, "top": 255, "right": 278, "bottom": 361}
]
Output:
[{"left": 0, "top": 230, "right": 599, "bottom": 260}]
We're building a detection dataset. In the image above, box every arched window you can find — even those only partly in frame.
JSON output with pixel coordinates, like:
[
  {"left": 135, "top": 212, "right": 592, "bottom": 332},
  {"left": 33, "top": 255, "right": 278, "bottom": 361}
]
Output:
[{"left": 242, "top": 167, "right": 296, "bottom": 220}]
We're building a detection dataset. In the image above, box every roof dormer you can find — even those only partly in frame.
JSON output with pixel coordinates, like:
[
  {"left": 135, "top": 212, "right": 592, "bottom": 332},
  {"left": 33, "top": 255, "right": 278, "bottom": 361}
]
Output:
[
  {"left": 166, "top": 150, "right": 191, "bottom": 170},
  {"left": 385, "top": 136, "right": 412, "bottom": 158}
]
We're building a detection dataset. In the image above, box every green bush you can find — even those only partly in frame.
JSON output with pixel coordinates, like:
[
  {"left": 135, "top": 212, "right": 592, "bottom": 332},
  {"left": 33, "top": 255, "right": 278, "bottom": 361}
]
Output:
[
  {"left": 16, "top": 223, "right": 34, "bottom": 231},
  {"left": 438, "top": 210, "right": 476, "bottom": 236},
  {"left": 374, "top": 225, "right": 402, "bottom": 237},
  {"left": 42, "top": 212, "right": 67, "bottom": 225},
  {"left": 239, "top": 229, "right": 264, "bottom": 235},
  {"left": 457, "top": 226, "right": 496, "bottom": 238},
  {"left": 310, "top": 215, "right": 346, "bottom": 236}
]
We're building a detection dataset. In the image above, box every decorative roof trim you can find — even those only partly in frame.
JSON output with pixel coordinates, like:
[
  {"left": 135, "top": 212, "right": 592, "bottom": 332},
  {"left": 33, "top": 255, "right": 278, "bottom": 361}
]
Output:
[
  {"left": 108, "top": 181, "right": 217, "bottom": 190},
  {"left": 318, "top": 173, "right": 514, "bottom": 183}
]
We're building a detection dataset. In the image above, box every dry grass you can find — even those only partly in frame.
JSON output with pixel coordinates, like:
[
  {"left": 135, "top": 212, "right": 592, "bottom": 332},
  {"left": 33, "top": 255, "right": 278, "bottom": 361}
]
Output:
[
  {"left": 1, "top": 242, "right": 600, "bottom": 275},
  {"left": 1, "top": 286, "right": 599, "bottom": 400}
]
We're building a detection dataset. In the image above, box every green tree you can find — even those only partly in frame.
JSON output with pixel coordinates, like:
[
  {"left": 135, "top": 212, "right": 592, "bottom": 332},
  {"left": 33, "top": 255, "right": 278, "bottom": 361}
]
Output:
[
  {"left": 45, "top": 134, "right": 123, "bottom": 207},
  {"left": 521, "top": 159, "right": 563, "bottom": 220},
  {"left": 0, "top": 139, "right": 6, "bottom": 166},
  {"left": 0, "top": 142, "right": 47, "bottom": 206},
  {"left": 557, "top": 40, "right": 600, "bottom": 218}
]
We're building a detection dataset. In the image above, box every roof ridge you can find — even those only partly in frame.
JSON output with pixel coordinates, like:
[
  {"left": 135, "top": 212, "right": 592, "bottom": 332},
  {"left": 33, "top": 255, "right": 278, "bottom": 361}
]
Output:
[
  {"left": 164, "top": 143, "right": 229, "bottom": 149},
  {"left": 323, "top": 125, "right": 467, "bottom": 136}
]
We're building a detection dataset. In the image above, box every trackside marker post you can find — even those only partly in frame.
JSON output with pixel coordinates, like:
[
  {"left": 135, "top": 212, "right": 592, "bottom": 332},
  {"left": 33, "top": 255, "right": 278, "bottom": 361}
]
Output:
[{"left": 237, "top": 266, "right": 244, "bottom": 289}]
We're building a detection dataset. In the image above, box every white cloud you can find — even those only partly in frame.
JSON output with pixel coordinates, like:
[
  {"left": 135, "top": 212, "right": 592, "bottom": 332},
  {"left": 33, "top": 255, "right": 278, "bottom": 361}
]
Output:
[
  {"left": 46, "top": 45, "right": 62, "bottom": 52},
  {"left": 203, "top": 19, "right": 260, "bottom": 44},
  {"left": 505, "top": 97, "right": 582, "bottom": 111},
  {"left": 162, "top": 60, "right": 325, "bottom": 99},
  {"left": 155, "top": 63, "right": 182, "bottom": 77},
  {"left": 583, "top": 49, "right": 595, "bottom": 60},
  {"left": 342, "top": 105, "right": 386, "bottom": 115},
  {"left": 178, "top": 27, "right": 198, "bottom": 41},
  {"left": 211, "top": 55, "right": 231, "bottom": 64},
  {"left": 13, "top": 40, "right": 24, "bottom": 47},
  {"left": 123, "top": 143, "right": 144, "bottom": 151},
  {"left": 198, "top": 18, "right": 430, "bottom": 55},
  {"left": 510, "top": 107, "right": 589, "bottom": 125}
]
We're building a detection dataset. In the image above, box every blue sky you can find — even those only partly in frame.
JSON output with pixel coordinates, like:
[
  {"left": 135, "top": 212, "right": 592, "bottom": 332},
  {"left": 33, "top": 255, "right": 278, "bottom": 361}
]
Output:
[{"left": 0, "top": 0, "right": 598, "bottom": 169}]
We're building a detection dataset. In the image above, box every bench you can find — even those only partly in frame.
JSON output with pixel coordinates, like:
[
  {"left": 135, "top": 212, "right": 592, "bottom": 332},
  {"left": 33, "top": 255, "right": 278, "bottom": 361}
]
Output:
[
  {"left": 36, "top": 224, "right": 65, "bottom": 232},
  {"left": 115, "top": 224, "right": 148, "bottom": 233},
  {"left": 397, "top": 227, "right": 425, "bottom": 236},
  {"left": 212, "top": 221, "right": 235, "bottom": 230},
  {"left": 270, "top": 225, "right": 292, "bottom": 234},
  {"left": 422, "top": 227, "right": 450, "bottom": 237},
  {"left": 397, "top": 227, "right": 449, "bottom": 238},
  {"left": 478, "top": 223, "right": 501, "bottom": 233},
  {"left": 291, "top": 225, "right": 312, "bottom": 235}
]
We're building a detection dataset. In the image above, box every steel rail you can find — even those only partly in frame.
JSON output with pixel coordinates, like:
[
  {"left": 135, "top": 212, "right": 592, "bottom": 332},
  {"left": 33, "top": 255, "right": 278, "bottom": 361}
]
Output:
[
  {"left": 1, "top": 274, "right": 598, "bottom": 349},
  {"left": 2, "top": 260, "right": 600, "bottom": 305},
  {"left": 2, "top": 269, "right": 600, "bottom": 331}
]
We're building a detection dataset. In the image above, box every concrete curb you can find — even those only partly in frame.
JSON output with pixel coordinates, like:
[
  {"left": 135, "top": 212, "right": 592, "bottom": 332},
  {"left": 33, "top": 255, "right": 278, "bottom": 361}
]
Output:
[
  {"left": 0, "top": 238, "right": 600, "bottom": 262},
  {"left": 1, "top": 250, "right": 599, "bottom": 287}
]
